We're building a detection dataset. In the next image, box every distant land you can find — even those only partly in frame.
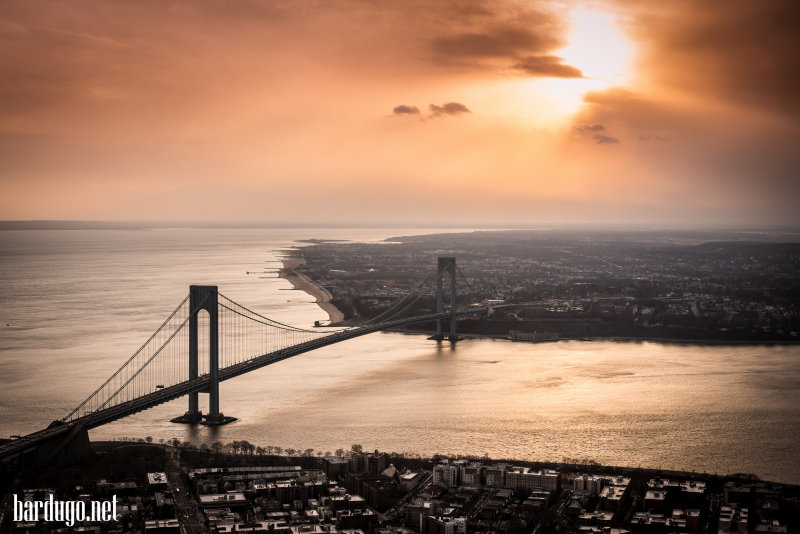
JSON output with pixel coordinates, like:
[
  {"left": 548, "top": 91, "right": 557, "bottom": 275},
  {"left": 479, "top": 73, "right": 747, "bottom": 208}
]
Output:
[
  {"left": 3, "top": 220, "right": 800, "bottom": 232},
  {"left": 282, "top": 229, "right": 800, "bottom": 343},
  {"left": 0, "top": 220, "right": 540, "bottom": 230}
]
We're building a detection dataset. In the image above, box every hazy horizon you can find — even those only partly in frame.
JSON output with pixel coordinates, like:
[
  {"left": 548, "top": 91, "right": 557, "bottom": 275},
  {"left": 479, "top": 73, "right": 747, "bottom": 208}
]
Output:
[{"left": 2, "top": 220, "right": 800, "bottom": 236}]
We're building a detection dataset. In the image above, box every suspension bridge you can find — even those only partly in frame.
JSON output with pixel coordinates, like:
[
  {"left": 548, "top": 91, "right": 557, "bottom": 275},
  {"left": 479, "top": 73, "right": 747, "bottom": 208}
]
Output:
[{"left": 0, "top": 257, "right": 490, "bottom": 468}]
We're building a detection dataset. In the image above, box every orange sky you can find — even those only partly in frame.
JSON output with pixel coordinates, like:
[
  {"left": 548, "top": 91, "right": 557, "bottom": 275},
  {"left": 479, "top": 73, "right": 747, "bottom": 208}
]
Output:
[{"left": 1, "top": 0, "right": 798, "bottom": 226}]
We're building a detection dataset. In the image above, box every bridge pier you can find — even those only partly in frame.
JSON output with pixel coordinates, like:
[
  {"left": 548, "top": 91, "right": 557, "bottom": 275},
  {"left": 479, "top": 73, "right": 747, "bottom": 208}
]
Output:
[
  {"left": 172, "top": 285, "right": 236, "bottom": 426},
  {"left": 434, "top": 257, "right": 458, "bottom": 341}
]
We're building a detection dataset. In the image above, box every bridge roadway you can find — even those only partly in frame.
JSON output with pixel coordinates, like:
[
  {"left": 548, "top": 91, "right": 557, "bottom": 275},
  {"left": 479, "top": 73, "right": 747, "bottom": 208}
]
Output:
[{"left": 0, "top": 307, "right": 487, "bottom": 463}]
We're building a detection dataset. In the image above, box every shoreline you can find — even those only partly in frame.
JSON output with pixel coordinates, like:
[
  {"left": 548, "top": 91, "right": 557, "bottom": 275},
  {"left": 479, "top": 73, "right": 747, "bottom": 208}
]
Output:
[
  {"left": 279, "top": 256, "right": 345, "bottom": 325},
  {"left": 90, "top": 440, "right": 797, "bottom": 487},
  {"left": 387, "top": 328, "right": 800, "bottom": 346}
]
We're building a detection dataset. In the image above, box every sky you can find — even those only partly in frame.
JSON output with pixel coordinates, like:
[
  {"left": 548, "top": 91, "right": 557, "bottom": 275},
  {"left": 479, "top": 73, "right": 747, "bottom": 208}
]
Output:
[{"left": 1, "top": 0, "right": 798, "bottom": 227}]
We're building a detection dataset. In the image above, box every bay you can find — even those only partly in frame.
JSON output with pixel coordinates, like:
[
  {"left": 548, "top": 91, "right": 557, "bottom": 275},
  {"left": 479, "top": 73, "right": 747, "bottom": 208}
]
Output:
[{"left": 0, "top": 227, "right": 797, "bottom": 484}]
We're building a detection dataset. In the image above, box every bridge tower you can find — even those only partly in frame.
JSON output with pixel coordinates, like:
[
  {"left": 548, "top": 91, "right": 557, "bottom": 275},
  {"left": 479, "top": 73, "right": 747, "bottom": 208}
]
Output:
[
  {"left": 435, "top": 257, "right": 458, "bottom": 341},
  {"left": 172, "top": 285, "right": 236, "bottom": 425}
]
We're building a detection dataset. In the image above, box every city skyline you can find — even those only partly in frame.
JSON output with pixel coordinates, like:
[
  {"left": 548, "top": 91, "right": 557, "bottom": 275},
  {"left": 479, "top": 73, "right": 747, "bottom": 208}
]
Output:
[{"left": 1, "top": 0, "right": 798, "bottom": 226}]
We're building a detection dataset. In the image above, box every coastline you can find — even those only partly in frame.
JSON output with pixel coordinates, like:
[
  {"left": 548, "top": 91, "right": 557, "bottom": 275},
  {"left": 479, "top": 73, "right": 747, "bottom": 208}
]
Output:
[
  {"left": 279, "top": 256, "right": 345, "bottom": 325},
  {"left": 389, "top": 329, "right": 800, "bottom": 346}
]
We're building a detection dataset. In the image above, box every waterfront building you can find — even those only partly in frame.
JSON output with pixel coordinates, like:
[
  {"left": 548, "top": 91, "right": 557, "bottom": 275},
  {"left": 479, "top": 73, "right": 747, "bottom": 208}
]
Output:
[
  {"left": 504, "top": 467, "right": 559, "bottom": 491},
  {"left": 433, "top": 463, "right": 460, "bottom": 488},
  {"left": 460, "top": 462, "right": 483, "bottom": 485}
]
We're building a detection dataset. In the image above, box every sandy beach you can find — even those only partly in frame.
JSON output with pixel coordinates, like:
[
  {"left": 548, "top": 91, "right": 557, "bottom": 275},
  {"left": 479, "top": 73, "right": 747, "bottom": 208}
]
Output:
[{"left": 279, "top": 256, "right": 345, "bottom": 324}]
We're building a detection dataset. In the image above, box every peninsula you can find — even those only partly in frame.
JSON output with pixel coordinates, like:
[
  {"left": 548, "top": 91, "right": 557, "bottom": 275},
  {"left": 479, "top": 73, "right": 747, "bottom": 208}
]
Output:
[{"left": 279, "top": 229, "right": 800, "bottom": 343}]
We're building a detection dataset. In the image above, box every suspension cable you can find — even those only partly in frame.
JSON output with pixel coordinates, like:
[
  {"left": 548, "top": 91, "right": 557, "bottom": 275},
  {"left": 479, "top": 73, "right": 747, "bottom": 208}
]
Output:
[
  {"left": 63, "top": 293, "right": 190, "bottom": 421},
  {"left": 218, "top": 292, "right": 340, "bottom": 333},
  {"left": 360, "top": 271, "right": 435, "bottom": 325}
]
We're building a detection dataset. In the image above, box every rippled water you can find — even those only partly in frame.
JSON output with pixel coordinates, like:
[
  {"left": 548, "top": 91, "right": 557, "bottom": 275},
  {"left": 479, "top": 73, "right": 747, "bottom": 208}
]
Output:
[{"left": 1, "top": 228, "right": 798, "bottom": 484}]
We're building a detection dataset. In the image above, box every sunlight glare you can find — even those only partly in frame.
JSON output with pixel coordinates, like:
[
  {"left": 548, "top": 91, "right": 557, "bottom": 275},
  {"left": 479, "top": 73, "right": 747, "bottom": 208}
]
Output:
[
  {"left": 530, "top": 8, "right": 634, "bottom": 120},
  {"left": 560, "top": 8, "right": 633, "bottom": 83}
]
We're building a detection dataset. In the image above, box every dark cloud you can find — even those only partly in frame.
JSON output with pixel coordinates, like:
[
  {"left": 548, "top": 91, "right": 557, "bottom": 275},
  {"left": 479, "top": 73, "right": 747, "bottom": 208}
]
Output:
[
  {"left": 428, "top": 7, "right": 567, "bottom": 72},
  {"left": 593, "top": 134, "right": 619, "bottom": 145},
  {"left": 392, "top": 104, "right": 420, "bottom": 115},
  {"left": 575, "top": 124, "right": 606, "bottom": 132},
  {"left": 432, "top": 24, "right": 559, "bottom": 60},
  {"left": 614, "top": 0, "right": 800, "bottom": 119},
  {"left": 639, "top": 135, "right": 666, "bottom": 142},
  {"left": 429, "top": 102, "right": 471, "bottom": 117},
  {"left": 513, "top": 55, "right": 583, "bottom": 78}
]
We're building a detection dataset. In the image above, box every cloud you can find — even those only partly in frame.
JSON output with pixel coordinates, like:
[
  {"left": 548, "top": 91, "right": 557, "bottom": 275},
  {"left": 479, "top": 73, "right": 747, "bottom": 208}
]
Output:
[
  {"left": 432, "top": 24, "right": 560, "bottom": 60},
  {"left": 392, "top": 104, "right": 420, "bottom": 115},
  {"left": 428, "top": 8, "right": 568, "bottom": 72},
  {"left": 513, "top": 55, "right": 583, "bottom": 78},
  {"left": 429, "top": 102, "right": 471, "bottom": 117},
  {"left": 593, "top": 134, "right": 620, "bottom": 144},
  {"left": 611, "top": 0, "right": 800, "bottom": 119},
  {"left": 575, "top": 124, "right": 606, "bottom": 132},
  {"left": 639, "top": 135, "right": 666, "bottom": 142}
]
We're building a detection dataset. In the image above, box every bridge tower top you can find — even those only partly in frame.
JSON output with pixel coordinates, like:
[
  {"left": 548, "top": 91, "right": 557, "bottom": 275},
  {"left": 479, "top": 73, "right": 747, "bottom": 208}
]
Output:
[{"left": 189, "top": 285, "right": 218, "bottom": 313}]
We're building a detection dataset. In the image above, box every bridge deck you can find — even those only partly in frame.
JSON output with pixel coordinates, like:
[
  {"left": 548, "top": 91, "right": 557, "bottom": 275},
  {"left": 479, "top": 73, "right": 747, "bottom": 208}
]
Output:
[{"left": 0, "top": 308, "right": 487, "bottom": 462}]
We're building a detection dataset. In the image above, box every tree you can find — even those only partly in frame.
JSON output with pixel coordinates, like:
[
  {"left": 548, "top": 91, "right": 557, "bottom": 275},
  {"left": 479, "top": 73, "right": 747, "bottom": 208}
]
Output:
[
  {"left": 286, "top": 448, "right": 296, "bottom": 457},
  {"left": 304, "top": 448, "right": 314, "bottom": 457},
  {"left": 211, "top": 441, "right": 224, "bottom": 454},
  {"left": 351, "top": 444, "right": 363, "bottom": 454},
  {"left": 256, "top": 446, "right": 266, "bottom": 456},
  {"left": 145, "top": 436, "right": 153, "bottom": 443},
  {"left": 335, "top": 449, "right": 345, "bottom": 457},
  {"left": 274, "top": 446, "right": 283, "bottom": 456}
]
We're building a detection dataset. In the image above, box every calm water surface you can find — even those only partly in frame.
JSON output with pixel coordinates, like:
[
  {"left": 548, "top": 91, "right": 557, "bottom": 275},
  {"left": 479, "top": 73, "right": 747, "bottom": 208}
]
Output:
[{"left": 0, "top": 228, "right": 798, "bottom": 484}]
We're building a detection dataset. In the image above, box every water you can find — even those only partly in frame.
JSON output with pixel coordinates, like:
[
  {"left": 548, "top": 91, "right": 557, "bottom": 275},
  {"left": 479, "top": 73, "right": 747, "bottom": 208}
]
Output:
[{"left": 0, "top": 228, "right": 798, "bottom": 484}]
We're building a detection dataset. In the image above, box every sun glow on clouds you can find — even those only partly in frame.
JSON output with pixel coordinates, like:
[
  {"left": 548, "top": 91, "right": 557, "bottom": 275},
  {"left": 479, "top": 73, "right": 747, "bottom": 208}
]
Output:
[
  {"left": 525, "top": 7, "right": 634, "bottom": 121},
  {"left": 561, "top": 8, "right": 633, "bottom": 84}
]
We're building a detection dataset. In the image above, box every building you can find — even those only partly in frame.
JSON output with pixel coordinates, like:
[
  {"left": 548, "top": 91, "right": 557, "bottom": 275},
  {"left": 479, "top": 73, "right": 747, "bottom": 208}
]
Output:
[
  {"left": 367, "top": 452, "right": 388, "bottom": 475},
  {"left": 433, "top": 463, "right": 460, "bottom": 488},
  {"left": 143, "top": 519, "right": 181, "bottom": 533},
  {"left": 421, "top": 515, "right": 467, "bottom": 534},
  {"left": 147, "top": 472, "right": 168, "bottom": 491},
  {"left": 199, "top": 492, "right": 248, "bottom": 510},
  {"left": 460, "top": 463, "right": 482, "bottom": 486},
  {"left": 483, "top": 465, "right": 508, "bottom": 487},
  {"left": 504, "top": 467, "right": 559, "bottom": 491},
  {"left": 323, "top": 456, "right": 351, "bottom": 479},
  {"left": 599, "top": 485, "right": 630, "bottom": 514},
  {"left": 574, "top": 474, "right": 605, "bottom": 496},
  {"left": 398, "top": 469, "right": 425, "bottom": 493}
]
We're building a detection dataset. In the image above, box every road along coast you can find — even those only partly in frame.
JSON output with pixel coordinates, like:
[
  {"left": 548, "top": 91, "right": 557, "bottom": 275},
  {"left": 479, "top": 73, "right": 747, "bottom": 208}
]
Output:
[{"left": 279, "top": 256, "right": 345, "bottom": 325}]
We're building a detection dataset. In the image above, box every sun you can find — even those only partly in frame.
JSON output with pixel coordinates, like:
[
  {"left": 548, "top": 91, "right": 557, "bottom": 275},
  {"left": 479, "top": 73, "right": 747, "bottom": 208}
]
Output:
[
  {"left": 560, "top": 8, "right": 633, "bottom": 85},
  {"left": 524, "top": 7, "right": 634, "bottom": 121},
  {"left": 471, "top": 6, "right": 636, "bottom": 126}
]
